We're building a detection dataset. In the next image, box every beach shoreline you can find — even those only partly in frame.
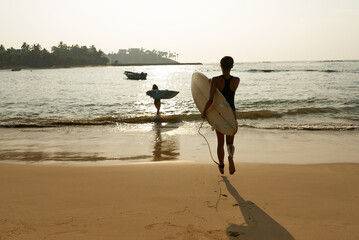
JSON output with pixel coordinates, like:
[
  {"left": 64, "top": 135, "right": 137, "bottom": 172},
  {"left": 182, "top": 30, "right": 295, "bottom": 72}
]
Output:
[
  {"left": 1, "top": 161, "right": 359, "bottom": 240},
  {"left": 1, "top": 125, "right": 358, "bottom": 165}
]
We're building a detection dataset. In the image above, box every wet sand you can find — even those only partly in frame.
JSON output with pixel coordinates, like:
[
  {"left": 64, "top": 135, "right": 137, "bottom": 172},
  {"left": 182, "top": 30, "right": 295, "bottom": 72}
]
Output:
[{"left": 0, "top": 125, "right": 358, "bottom": 165}]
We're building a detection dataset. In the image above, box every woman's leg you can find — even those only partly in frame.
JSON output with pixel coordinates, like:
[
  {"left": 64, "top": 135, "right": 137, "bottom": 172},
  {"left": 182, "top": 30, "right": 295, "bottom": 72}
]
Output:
[
  {"left": 154, "top": 100, "right": 161, "bottom": 115},
  {"left": 216, "top": 130, "right": 225, "bottom": 173},
  {"left": 226, "top": 135, "right": 236, "bottom": 175}
]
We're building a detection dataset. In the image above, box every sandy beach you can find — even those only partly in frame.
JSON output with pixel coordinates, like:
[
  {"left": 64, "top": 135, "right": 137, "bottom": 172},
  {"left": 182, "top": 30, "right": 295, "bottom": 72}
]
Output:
[
  {"left": 1, "top": 125, "right": 359, "bottom": 240},
  {"left": 1, "top": 161, "right": 359, "bottom": 240}
]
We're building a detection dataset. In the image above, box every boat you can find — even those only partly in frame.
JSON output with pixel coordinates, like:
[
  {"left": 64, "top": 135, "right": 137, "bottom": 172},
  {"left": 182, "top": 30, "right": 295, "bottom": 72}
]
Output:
[
  {"left": 11, "top": 68, "right": 21, "bottom": 71},
  {"left": 124, "top": 71, "right": 147, "bottom": 80}
]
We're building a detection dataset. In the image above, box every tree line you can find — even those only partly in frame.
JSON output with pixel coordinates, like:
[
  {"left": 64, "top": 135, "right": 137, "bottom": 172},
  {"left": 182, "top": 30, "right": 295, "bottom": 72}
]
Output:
[
  {"left": 107, "top": 48, "right": 179, "bottom": 65},
  {"left": 0, "top": 42, "right": 109, "bottom": 68},
  {"left": 0, "top": 42, "right": 179, "bottom": 69}
]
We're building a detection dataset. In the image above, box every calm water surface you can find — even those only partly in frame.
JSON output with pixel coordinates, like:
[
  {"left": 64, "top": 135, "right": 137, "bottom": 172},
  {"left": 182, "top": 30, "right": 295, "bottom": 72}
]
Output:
[{"left": 1, "top": 61, "right": 359, "bottom": 130}]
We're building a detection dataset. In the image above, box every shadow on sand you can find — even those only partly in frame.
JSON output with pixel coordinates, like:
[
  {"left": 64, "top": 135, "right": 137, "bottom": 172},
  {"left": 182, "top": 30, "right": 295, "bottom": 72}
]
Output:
[{"left": 221, "top": 176, "right": 294, "bottom": 240}]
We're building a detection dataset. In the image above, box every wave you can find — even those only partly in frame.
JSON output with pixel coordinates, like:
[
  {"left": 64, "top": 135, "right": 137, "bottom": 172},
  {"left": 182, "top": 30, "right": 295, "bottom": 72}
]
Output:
[
  {"left": 239, "top": 123, "right": 359, "bottom": 131},
  {"left": 1, "top": 117, "right": 357, "bottom": 131},
  {"left": 316, "top": 60, "right": 359, "bottom": 63},
  {"left": 0, "top": 107, "right": 350, "bottom": 128},
  {"left": 0, "top": 115, "right": 200, "bottom": 128},
  {"left": 237, "top": 110, "right": 282, "bottom": 119},
  {"left": 247, "top": 69, "right": 289, "bottom": 73},
  {"left": 237, "top": 107, "right": 340, "bottom": 119},
  {"left": 304, "top": 69, "right": 338, "bottom": 73},
  {"left": 246, "top": 69, "right": 340, "bottom": 73},
  {"left": 286, "top": 107, "right": 340, "bottom": 115}
]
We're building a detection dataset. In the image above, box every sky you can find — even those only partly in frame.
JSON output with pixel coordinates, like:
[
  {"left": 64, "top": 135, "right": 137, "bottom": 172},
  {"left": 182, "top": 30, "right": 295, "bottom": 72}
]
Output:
[{"left": 1, "top": 0, "right": 359, "bottom": 63}]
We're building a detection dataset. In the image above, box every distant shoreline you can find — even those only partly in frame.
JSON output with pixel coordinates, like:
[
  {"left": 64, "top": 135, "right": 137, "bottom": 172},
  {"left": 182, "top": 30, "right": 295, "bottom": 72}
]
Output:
[
  {"left": 0, "top": 62, "right": 202, "bottom": 70},
  {"left": 110, "top": 62, "right": 202, "bottom": 66}
]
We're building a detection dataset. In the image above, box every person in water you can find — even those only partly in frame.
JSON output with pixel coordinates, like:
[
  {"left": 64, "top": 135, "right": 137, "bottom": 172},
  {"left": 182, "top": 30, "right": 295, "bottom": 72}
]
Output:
[
  {"left": 152, "top": 84, "right": 161, "bottom": 115},
  {"left": 201, "top": 56, "right": 240, "bottom": 175}
]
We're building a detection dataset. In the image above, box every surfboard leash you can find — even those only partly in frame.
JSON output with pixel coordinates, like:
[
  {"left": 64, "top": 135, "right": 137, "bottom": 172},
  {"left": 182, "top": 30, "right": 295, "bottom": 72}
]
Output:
[{"left": 198, "top": 118, "right": 219, "bottom": 165}]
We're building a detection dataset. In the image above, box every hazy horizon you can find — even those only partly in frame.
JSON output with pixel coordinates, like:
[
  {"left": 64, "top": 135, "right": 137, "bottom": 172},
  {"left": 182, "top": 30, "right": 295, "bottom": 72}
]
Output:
[{"left": 1, "top": 0, "right": 358, "bottom": 63}]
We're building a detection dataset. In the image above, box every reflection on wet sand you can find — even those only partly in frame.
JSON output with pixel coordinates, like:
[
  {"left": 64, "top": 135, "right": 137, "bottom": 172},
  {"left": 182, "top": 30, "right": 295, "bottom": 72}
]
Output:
[
  {"left": 0, "top": 124, "right": 181, "bottom": 164},
  {"left": 0, "top": 150, "right": 152, "bottom": 163},
  {"left": 152, "top": 122, "right": 180, "bottom": 161}
]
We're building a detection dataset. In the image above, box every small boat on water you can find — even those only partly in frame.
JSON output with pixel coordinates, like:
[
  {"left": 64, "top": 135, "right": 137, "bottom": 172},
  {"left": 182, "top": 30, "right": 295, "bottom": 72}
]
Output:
[
  {"left": 11, "top": 68, "right": 21, "bottom": 71},
  {"left": 124, "top": 71, "right": 147, "bottom": 80}
]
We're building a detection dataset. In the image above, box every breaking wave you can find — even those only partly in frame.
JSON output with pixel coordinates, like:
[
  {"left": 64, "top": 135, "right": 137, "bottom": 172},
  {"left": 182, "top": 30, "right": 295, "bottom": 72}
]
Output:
[
  {"left": 246, "top": 69, "right": 340, "bottom": 73},
  {"left": 1, "top": 107, "right": 357, "bottom": 130}
]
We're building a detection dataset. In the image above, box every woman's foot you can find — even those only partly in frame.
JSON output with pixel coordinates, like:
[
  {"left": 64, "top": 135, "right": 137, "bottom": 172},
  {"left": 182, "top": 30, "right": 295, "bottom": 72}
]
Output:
[
  {"left": 228, "top": 156, "right": 236, "bottom": 175},
  {"left": 218, "top": 164, "right": 225, "bottom": 174}
]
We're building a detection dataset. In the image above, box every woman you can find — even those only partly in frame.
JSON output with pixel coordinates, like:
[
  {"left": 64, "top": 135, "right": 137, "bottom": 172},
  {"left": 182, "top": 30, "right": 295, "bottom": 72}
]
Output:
[
  {"left": 201, "top": 56, "right": 240, "bottom": 174},
  {"left": 152, "top": 84, "right": 161, "bottom": 115}
]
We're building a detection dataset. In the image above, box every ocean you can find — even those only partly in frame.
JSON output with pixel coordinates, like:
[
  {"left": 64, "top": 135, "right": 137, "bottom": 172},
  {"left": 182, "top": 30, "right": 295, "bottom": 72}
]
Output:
[{"left": 1, "top": 61, "right": 358, "bottom": 131}]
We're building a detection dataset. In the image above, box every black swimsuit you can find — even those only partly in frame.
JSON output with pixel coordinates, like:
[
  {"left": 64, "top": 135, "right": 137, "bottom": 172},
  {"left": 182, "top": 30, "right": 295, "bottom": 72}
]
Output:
[{"left": 220, "top": 75, "right": 235, "bottom": 111}]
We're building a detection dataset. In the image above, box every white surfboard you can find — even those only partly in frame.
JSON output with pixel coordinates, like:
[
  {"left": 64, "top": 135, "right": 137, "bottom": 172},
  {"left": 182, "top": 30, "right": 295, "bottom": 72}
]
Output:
[{"left": 191, "top": 72, "right": 237, "bottom": 136}]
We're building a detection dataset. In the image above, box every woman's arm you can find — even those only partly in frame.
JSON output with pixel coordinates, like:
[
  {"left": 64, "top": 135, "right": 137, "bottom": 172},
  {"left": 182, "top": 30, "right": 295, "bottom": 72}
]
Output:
[{"left": 201, "top": 78, "right": 217, "bottom": 118}]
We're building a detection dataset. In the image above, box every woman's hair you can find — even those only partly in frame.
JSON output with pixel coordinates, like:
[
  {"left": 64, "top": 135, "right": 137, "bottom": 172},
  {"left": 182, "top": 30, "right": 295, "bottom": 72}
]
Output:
[
  {"left": 220, "top": 56, "right": 234, "bottom": 70},
  {"left": 152, "top": 84, "right": 158, "bottom": 90}
]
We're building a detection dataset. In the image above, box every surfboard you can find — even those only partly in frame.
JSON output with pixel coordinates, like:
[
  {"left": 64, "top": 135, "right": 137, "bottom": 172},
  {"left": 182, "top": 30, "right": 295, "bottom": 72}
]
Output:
[
  {"left": 146, "top": 90, "right": 179, "bottom": 99},
  {"left": 191, "top": 72, "right": 237, "bottom": 136}
]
